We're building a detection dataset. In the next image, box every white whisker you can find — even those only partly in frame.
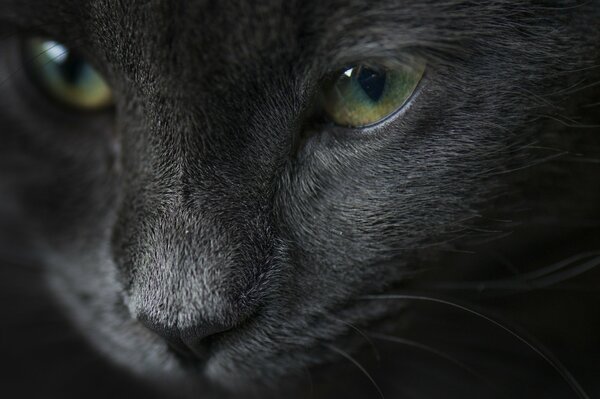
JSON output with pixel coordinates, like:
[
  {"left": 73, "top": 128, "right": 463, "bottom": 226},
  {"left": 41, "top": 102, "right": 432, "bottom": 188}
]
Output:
[
  {"left": 326, "top": 344, "right": 385, "bottom": 399},
  {"left": 360, "top": 293, "right": 589, "bottom": 399}
]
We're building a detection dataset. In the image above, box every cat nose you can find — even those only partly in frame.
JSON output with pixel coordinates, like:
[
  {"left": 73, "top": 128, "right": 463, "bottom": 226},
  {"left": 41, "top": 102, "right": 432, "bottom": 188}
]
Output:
[{"left": 138, "top": 314, "right": 234, "bottom": 359}]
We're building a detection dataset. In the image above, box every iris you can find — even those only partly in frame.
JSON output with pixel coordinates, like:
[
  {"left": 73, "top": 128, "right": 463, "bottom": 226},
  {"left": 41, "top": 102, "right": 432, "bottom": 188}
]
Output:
[
  {"left": 321, "top": 60, "right": 425, "bottom": 127},
  {"left": 24, "top": 38, "right": 112, "bottom": 110}
]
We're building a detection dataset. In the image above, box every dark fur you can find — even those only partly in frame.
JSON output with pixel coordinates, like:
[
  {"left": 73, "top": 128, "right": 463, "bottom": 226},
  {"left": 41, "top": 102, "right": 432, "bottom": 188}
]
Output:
[{"left": 1, "top": 1, "right": 600, "bottom": 398}]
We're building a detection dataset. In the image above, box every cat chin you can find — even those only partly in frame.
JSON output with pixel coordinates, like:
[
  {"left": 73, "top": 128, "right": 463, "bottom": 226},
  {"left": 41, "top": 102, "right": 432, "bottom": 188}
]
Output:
[
  {"left": 43, "top": 255, "right": 298, "bottom": 391},
  {"left": 49, "top": 283, "right": 318, "bottom": 396},
  {"left": 42, "top": 245, "right": 396, "bottom": 395},
  {"left": 200, "top": 301, "right": 398, "bottom": 393}
]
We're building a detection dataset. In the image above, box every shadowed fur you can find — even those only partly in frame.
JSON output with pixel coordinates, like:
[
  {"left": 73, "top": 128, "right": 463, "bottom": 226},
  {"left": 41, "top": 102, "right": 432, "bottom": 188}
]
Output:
[{"left": 1, "top": 1, "right": 600, "bottom": 398}]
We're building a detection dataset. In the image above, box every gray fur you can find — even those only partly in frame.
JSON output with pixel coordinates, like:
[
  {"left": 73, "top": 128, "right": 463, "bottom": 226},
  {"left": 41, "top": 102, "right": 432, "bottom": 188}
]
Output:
[{"left": 1, "top": 1, "right": 600, "bottom": 398}]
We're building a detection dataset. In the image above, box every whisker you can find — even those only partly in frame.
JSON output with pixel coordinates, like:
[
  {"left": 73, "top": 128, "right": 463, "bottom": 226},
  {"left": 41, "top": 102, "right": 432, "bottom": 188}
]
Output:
[
  {"left": 563, "top": 78, "right": 600, "bottom": 95},
  {"left": 302, "top": 366, "right": 315, "bottom": 399},
  {"left": 537, "top": 113, "right": 600, "bottom": 129},
  {"left": 531, "top": 255, "right": 600, "bottom": 287},
  {"left": 560, "top": 156, "right": 600, "bottom": 164},
  {"left": 582, "top": 101, "right": 600, "bottom": 108},
  {"left": 326, "top": 344, "right": 385, "bottom": 399},
  {"left": 422, "top": 252, "right": 600, "bottom": 293},
  {"left": 525, "top": 252, "right": 600, "bottom": 280},
  {"left": 359, "top": 293, "right": 589, "bottom": 399},
  {"left": 491, "top": 151, "right": 569, "bottom": 176},
  {"left": 328, "top": 316, "right": 381, "bottom": 361},
  {"left": 368, "top": 332, "right": 508, "bottom": 398}
]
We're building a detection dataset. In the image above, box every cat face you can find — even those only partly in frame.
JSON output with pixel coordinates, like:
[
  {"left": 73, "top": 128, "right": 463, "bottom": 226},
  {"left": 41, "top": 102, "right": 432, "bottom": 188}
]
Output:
[{"left": 1, "top": 0, "right": 600, "bottom": 397}]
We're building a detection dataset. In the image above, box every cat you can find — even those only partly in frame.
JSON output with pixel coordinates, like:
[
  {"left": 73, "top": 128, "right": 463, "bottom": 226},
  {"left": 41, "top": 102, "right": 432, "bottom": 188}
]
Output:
[{"left": 1, "top": 0, "right": 600, "bottom": 398}]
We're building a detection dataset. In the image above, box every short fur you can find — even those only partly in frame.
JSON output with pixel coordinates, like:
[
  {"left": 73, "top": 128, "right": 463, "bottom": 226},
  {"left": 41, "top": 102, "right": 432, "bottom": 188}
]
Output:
[{"left": 1, "top": 1, "right": 600, "bottom": 398}]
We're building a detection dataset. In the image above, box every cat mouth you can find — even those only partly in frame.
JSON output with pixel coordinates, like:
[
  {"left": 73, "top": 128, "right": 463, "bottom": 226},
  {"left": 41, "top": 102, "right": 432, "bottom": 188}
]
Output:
[
  {"left": 155, "top": 298, "right": 401, "bottom": 391},
  {"left": 143, "top": 323, "right": 238, "bottom": 368},
  {"left": 165, "top": 338, "right": 210, "bottom": 362}
]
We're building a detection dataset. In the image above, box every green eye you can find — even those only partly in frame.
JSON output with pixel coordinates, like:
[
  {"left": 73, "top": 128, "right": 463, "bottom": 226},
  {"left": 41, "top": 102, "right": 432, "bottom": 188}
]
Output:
[
  {"left": 24, "top": 38, "right": 113, "bottom": 110},
  {"left": 320, "top": 61, "right": 425, "bottom": 128}
]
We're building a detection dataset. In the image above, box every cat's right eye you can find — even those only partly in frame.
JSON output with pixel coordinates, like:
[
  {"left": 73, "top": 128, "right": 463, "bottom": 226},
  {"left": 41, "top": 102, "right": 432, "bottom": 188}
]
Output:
[
  {"left": 319, "top": 60, "right": 425, "bottom": 128},
  {"left": 22, "top": 38, "right": 113, "bottom": 111}
]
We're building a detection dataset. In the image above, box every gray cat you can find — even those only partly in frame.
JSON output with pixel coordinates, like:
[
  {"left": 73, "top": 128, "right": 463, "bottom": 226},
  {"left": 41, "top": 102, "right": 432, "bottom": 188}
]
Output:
[{"left": 1, "top": 1, "right": 600, "bottom": 398}]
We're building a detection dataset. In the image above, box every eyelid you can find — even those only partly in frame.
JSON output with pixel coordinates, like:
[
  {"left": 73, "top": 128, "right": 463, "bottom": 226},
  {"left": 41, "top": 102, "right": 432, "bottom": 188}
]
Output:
[{"left": 320, "top": 52, "right": 427, "bottom": 77}]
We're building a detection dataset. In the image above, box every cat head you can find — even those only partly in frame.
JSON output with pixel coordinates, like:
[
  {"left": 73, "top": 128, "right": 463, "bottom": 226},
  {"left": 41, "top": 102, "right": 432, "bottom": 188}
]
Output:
[{"left": 1, "top": 0, "right": 599, "bottom": 397}]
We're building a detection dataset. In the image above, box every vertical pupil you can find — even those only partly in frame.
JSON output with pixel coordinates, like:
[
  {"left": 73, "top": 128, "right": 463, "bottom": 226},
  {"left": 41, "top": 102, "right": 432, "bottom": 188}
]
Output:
[
  {"left": 56, "top": 53, "right": 85, "bottom": 85},
  {"left": 42, "top": 41, "right": 84, "bottom": 85},
  {"left": 40, "top": 41, "right": 84, "bottom": 85},
  {"left": 355, "top": 67, "right": 386, "bottom": 102}
]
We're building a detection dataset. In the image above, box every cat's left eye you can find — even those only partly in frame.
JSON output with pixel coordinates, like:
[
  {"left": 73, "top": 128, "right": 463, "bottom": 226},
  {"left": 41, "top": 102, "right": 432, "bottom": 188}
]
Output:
[
  {"left": 23, "top": 38, "right": 113, "bottom": 111},
  {"left": 319, "top": 60, "right": 425, "bottom": 128}
]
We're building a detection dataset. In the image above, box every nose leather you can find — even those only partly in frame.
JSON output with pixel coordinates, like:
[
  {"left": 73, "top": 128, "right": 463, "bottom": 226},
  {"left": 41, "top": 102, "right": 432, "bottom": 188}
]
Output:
[{"left": 138, "top": 313, "right": 233, "bottom": 360}]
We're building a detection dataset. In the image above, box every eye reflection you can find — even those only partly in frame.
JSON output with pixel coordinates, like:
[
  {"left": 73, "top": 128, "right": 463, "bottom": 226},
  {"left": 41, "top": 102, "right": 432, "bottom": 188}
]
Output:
[{"left": 23, "top": 38, "right": 113, "bottom": 110}]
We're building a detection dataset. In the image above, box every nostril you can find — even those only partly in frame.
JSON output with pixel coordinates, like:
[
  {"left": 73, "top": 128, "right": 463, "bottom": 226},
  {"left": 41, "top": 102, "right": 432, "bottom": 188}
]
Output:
[
  {"left": 180, "top": 323, "right": 233, "bottom": 347},
  {"left": 137, "top": 314, "right": 233, "bottom": 360},
  {"left": 137, "top": 315, "right": 194, "bottom": 358}
]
